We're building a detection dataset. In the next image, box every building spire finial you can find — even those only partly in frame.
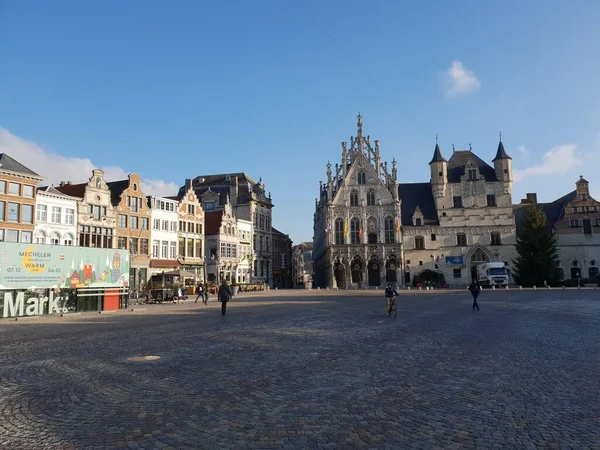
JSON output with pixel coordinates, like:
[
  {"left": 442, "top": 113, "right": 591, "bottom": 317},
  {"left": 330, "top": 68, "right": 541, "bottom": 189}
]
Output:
[
  {"left": 469, "top": 142, "right": 472, "bottom": 151},
  {"left": 435, "top": 133, "right": 438, "bottom": 145},
  {"left": 452, "top": 142, "right": 455, "bottom": 152},
  {"left": 499, "top": 131, "right": 502, "bottom": 142}
]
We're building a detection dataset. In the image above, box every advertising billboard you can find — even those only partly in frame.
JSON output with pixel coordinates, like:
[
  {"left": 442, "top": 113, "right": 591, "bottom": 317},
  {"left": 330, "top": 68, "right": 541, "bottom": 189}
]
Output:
[{"left": 0, "top": 243, "right": 130, "bottom": 290}]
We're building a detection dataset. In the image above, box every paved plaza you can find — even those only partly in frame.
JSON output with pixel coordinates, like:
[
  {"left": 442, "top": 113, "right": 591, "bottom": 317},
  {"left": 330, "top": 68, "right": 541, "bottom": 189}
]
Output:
[{"left": 1, "top": 289, "right": 599, "bottom": 449}]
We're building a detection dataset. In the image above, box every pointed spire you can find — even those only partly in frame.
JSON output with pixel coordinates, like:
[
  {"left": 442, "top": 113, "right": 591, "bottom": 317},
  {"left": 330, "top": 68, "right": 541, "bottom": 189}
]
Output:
[
  {"left": 429, "top": 138, "right": 447, "bottom": 164},
  {"left": 356, "top": 112, "right": 363, "bottom": 154},
  {"left": 492, "top": 133, "right": 512, "bottom": 161}
]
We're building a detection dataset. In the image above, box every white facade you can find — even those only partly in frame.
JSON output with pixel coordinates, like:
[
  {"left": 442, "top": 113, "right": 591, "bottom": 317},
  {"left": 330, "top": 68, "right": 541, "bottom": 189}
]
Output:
[
  {"left": 236, "top": 218, "right": 253, "bottom": 283},
  {"left": 34, "top": 187, "right": 79, "bottom": 246},
  {"left": 148, "top": 196, "right": 179, "bottom": 276}
]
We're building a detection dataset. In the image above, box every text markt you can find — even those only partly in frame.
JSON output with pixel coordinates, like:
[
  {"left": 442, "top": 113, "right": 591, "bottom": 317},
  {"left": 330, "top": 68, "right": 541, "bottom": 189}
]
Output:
[{"left": 3, "top": 291, "right": 66, "bottom": 318}]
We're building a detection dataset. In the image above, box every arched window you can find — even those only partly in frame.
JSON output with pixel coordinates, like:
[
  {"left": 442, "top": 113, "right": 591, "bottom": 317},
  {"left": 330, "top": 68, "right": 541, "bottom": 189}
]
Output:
[
  {"left": 367, "top": 189, "right": 375, "bottom": 206},
  {"left": 357, "top": 171, "right": 366, "bottom": 185},
  {"left": 415, "top": 218, "right": 422, "bottom": 226},
  {"left": 384, "top": 216, "right": 395, "bottom": 243},
  {"left": 34, "top": 230, "right": 46, "bottom": 244},
  {"left": 350, "top": 190, "right": 359, "bottom": 207},
  {"left": 63, "top": 233, "right": 74, "bottom": 246},
  {"left": 350, "top": 218, "right": 361, "bottom": 244},
  {"left": 415, "top": 236, "right": 425, "bottom": 250},
  {"left": 335, "top": 218, "right": 345, "bottom": 245},
  {"left": 50, "top": 232, "right": 60, "bottom": 245}
]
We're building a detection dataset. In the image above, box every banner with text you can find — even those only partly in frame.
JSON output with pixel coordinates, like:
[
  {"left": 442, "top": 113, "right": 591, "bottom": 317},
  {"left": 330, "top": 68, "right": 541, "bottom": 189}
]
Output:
[{"left": 0, "top": 242, "right": 130, "bottom": 290}]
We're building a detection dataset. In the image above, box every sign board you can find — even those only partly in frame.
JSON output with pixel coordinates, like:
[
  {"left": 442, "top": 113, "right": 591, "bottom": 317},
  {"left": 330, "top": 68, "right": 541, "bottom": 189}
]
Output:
[
  {"left": 0, "top": 242, "right": 130, "bottom": 290},
  {"left": 445, "top": 256, "right": 464, "bottom": 266}
]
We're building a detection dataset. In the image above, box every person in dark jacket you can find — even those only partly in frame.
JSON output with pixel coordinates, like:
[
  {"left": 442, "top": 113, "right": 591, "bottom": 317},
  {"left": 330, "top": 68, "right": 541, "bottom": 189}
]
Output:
[
  {"left": 468, "top": 280, "right": 481, "bottom": 311},
  {"left": 218, "top": 279, "right": 233, "bottom": 316},
  {"left": 195, "top": 283, "right": 204, "bottom": 303},
  {"left": 384, "top": 283, "right": 399, "bottom": 315}
]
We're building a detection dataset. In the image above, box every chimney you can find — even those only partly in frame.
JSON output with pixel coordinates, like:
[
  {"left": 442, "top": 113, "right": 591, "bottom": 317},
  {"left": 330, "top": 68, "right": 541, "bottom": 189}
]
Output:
[
  {"left": 522, "top": 193, "right": 537, "bottom": 204},
  {"left": 60, "top": 181, "right": 65, "bottom": 187},
  {"left": 67, "top": 181, "right": 72, "bottom": 185},
  {"left": 230, "top": 176, "right": 238, "bottom": 206}
]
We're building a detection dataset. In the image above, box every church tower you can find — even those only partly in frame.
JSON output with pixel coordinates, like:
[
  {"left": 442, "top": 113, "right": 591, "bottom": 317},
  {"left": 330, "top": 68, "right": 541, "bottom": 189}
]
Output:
[
  {"left": 429, "top": 137, "right": 447, "bottom": 201},
  {"left": 492, "top": 134, "right": 513, "bottom": 187}
]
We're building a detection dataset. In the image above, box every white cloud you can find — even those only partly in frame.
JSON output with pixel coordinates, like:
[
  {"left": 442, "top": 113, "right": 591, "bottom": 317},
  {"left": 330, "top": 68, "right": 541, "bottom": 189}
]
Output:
[
  {"left": 0, "top": 128, "right": 180, "bottom": 197},
  {"left": 444, "top": 61, "right": 481, "bottom": 97},
  {"left": 518, "top": 144, "right": 527, "bottom": 155},
  {"left": 513, "top": 144, "right": 582, "bottom": 182}
]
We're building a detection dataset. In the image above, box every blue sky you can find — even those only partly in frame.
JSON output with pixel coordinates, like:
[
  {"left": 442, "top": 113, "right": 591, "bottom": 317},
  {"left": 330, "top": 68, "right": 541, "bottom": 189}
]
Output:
[{"left": 1, "top": 0, "right": 600, "bottom": 243}]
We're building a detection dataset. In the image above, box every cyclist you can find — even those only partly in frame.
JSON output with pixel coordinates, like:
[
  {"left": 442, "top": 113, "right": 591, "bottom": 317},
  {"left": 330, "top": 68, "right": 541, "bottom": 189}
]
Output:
[{"left": 384, "top": 282, "right": 399, "bottom": 315}]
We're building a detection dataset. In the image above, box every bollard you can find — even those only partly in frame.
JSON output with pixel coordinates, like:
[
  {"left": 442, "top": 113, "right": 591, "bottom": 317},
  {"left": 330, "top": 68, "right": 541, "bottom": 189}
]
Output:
[
  {"left": 505, "top": 285, "right": 509, "bottom": 290},
  {"left": 547, "top": 285, "right": 551, "bottom": 290},
  {"left": 327, "top": 287, "right": 329, "bottom": 290},
  {"left": 275, "top": 287, "right": 278, "bottom": 290},
  {"left": 492, "top": 286, "right": 496, "bottom": 290},
  {"left": 318, "top": 287, "right": 320, "bottom": 290},
  {"left": 407, "top": 286, "right": 411, "bottom": 291},
  {"left": 533, "top": 286, "right": 536, "bottom": 290},
  {"left": 519, "top": 286, "right": 523, "bottom": 290},
  {"left": 562, "top": 286, "right": 566, "bottom": 289},
  {"left": 419, "top": 286, "right": 422, "bottom": 291}
]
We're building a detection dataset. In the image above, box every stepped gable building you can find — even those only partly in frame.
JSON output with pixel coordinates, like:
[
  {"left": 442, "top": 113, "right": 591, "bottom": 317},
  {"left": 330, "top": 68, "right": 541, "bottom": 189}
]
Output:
[
  {"left": 34, "top": 186, "right": 79, "bottom": 246},
  {"left": 167, "top": 181, "right": 204, "bottom": 279},
  {"left": 0, "top": 153, "right": 44, "bottom": 244},
  {"left": 147, "top": 196, "right": 180, "bottom": 277},
  {"left": 313, "top": 114, "right": 403, "bottom": 288},
  {"left": 106, "top": 174, "right": 151, "bottom": 289},
  {"left": 313, "top": 115, "right": 517, "bottom": 288},
  {"left": 181, "top": 173, "right": 273, "bottom": 285},
  {"left": 55, "top": 169, "right": 117, "bottom": 249},
  {"left": 514, "top": 176, "right": 600, "bottom": 282},
  {"left": 402, "top": 138, "right": 516, "bottom": 286}
]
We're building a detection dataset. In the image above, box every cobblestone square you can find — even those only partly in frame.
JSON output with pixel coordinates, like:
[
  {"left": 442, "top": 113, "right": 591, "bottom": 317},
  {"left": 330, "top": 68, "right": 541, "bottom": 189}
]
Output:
[{"left": 1, "top": 289, "right": 599, "bottom": 449}]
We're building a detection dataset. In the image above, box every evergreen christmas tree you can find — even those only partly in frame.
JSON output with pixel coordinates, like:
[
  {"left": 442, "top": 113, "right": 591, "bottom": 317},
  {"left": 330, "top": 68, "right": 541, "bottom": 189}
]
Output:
[{"left": 513, "top": 205, "right": 560, "bottom": 286}]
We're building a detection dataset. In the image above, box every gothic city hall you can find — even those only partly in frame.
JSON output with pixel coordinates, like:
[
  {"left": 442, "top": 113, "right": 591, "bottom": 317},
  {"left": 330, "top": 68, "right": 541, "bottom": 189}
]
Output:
[{"left": 313, "top": 114, "right": 516, "bottom": 288}]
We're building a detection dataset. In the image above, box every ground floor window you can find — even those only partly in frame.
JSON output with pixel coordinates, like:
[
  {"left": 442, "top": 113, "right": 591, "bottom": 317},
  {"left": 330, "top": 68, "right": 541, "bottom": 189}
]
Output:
[{"left": 453, "top": 268, "right": 462, "bottom": 279}]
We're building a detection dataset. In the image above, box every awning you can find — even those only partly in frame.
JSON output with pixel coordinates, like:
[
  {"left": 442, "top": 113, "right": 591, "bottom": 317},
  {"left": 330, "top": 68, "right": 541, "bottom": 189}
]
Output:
[
  {"left": 162, "top": 269, "right": 199, "bottom": 278},
  {"left": 150, "top": 259, "right": 180, "bottom": 269}
]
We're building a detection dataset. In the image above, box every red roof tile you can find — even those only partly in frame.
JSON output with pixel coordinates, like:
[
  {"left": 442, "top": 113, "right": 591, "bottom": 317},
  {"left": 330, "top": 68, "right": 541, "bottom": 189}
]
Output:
[
  {"left": 204, "top": 211, "right": 224, "bottom": 235},
  {"left": 54, "top": 182, "right": 87, "bottom": 198}
]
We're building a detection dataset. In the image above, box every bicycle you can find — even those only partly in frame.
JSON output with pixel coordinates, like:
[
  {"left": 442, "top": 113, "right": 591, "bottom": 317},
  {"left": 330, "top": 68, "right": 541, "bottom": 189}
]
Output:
[{"left": 387, "top": 296, "right": 397, "bottom": 319}]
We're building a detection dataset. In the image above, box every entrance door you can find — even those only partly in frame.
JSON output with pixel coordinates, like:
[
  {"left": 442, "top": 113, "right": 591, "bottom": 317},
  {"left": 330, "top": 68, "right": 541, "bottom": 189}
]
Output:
[
  {"left": 334, "top": 264, "right": 345, "bottom": 289},
  {"left": 571, "top": 267, "right": 581, "bottom": 279},
  {"left": 368, "top": 261, "right": 381, "bottom": 286},
  {"left": 470, "top": 247, "right": 489, "bottom": 282}
]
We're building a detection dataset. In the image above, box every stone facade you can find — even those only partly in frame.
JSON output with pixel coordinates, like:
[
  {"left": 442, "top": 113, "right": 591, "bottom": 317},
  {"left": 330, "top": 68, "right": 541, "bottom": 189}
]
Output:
[
  {"left": 107, "top": 174, "right": 151, "bottom": 289},
  {"left": 515, "top": 177, "right": 600, "bottom": 283},
  {"left": 313, "top": 115, "right": 516, "bottom": 288},
  {"left": 183, "top": 173, "right": 274, "bottom": 286},
  {"left": 147, "top": 195, "right": 180, "bottom": 277},
  {"left": 205, "top": 200, "right": 241, "bottom": 283},
  {"left": 55, "top": 170, "right": 117, "bottom": 250},
  {"left": 313, "top": 115, "right": 403, "bottom": 288},
  {"left": 236, "top": 219, "right": 253, "bottom": 284},
  {"left": 0, "top": 153, "right": 44, "bottom": 244},
  {"left": 34, "top": 186, "right": 79, "bottom": 246},
  {"left": 169, "top": 182, "right": 204, "bottom": 279}
]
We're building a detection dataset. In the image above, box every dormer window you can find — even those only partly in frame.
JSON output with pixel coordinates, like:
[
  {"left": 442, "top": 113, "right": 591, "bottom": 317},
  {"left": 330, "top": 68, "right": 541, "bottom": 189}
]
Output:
[
  {"left": 467, "top": 169, "right": 477, "bottom": 181},
  {"left": 415, "top": 218, "right": 422, "bottom": 226},
  {"left": 357, "top": 171, "right": 366, "bottom": 185},
  {"left": 95, "top": 178, "right": 101, "bottom": 188}
]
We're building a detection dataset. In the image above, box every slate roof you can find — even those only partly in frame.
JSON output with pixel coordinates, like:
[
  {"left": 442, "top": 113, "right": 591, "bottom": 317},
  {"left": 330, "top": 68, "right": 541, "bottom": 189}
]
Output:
[
  {"left": 0, "top": 153, "right": 42, "bottom": 178},
  {"left": 105, "top": 180, "right": 130, "bottom": 206},
  {"left": 204, "top": 211, "right": 224, "bottom": 235},
  {"left": 180, "top": 172, "right": 268, "bottom": 206},
  {"left": 54, "top": 182, "right": 87, "bottom": 198},
  {"left": 272, "top": 227, "right": 289, "bottom": 238},
  {"left": 492, "top": 141, "right": 512, "bottom": 161},
  {"left": 398, "top": 183, "right": 439, "bottom": 226},
  {"left": 447, "top": 150, "right": 498, "bottom": 182},
  {"left": 429, "top": 143, "right": 447, "bottom": 164},
  {"left": 37, "top": 185, "right": 80, "bottom": 199},
  {"left": 513, "top": 190, "right": 577, "bottom": 235}
]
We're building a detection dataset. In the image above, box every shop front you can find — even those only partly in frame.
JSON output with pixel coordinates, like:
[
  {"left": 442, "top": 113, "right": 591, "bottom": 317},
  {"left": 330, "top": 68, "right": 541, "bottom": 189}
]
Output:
[{"left": 0, "top": 242, "right": 130, "bottom": 319}]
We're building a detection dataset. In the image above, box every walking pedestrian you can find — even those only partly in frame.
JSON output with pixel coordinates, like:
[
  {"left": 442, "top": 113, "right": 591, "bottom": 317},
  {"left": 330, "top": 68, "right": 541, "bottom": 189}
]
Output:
[
  {"left": 469, "top": 280, "right": 481, "bottom": 311},
  {"left": 218, "top": 279, "right": 232, "bottom": 316},
  {"left": 203, "top": 282, "right": 209, "bottom": 305},
  {"left": 195, "top": 283, "right": 204, "bottom": 303}
]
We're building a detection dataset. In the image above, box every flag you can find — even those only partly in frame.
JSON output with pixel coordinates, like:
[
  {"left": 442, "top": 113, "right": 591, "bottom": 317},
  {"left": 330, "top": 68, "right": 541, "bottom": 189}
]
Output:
[
  {"left": 395, "top": 219, "right": 399, "bottom": 234},
  {"left": 358, "top": 223, "right": 362, "bottom": 240},
  {"left": 326, "top": 221, "right": 332, "bottom": 233},
  {"left": 343, "top": 220, "right": 347, "bottom": 238}
]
